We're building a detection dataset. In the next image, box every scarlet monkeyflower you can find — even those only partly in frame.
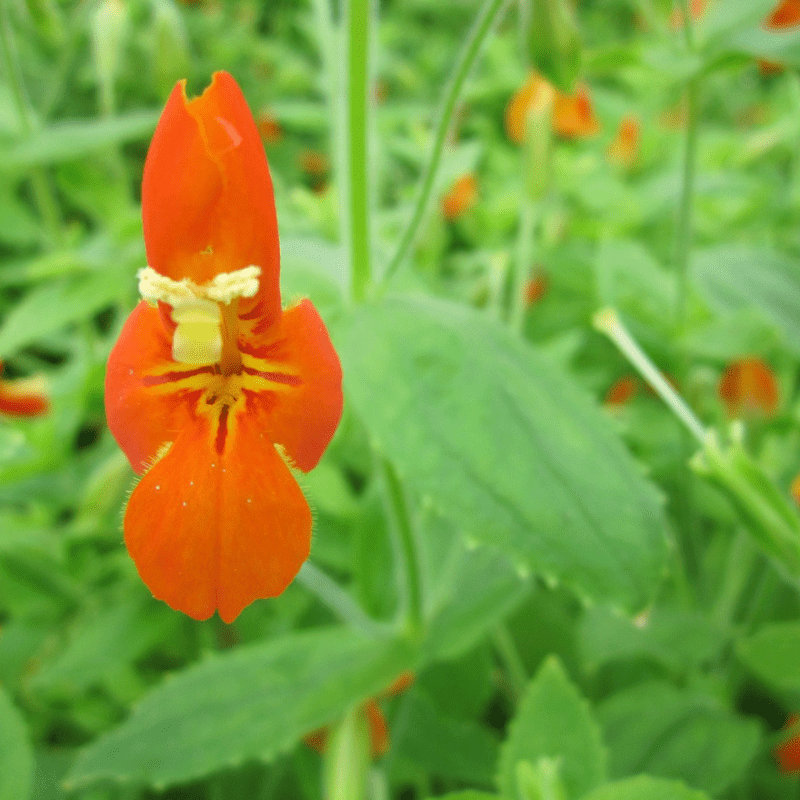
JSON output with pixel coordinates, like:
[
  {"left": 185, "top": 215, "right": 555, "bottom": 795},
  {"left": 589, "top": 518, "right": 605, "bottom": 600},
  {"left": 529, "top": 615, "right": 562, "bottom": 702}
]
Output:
[
  {"left": 105, "top": 72, "right": 343, "bottom": 623},
  {"left": 0, "top": 362, "right": 49, "bottom": 417},
  {"left": 441, "top": 174, "right": 478, "bottom": 220},
  {"left": 505, "top": 73, "right": 599, "bottom": 142},
  {"left": 717, "top": 357, "right": 778, "bottom": 418},
  {"left": 766, "top": 0, "right": 800, "bottom": 28},
  {"left": 605, "top": 375, "right": 639, "bottom": 406},
  {"left": 607, "top": 115, "right": 640, "bottom": 168},
  {"left": 775, "top": 714, "right": 800, "bottom": 772},
  {"left": 305, "top": 672, "right": 415, "bottom": 758}
]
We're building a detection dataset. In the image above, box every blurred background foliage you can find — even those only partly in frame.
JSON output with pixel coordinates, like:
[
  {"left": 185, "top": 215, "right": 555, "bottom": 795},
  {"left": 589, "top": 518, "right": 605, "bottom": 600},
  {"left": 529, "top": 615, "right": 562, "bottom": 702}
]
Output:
[{"left": 5, "top": 0, "right": 800, "bottom": 799}]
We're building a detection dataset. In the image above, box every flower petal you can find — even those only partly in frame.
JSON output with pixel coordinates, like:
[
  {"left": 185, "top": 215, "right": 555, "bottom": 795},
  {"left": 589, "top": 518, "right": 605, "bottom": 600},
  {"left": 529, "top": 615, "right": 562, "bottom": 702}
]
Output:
[
  {"left": 124, "top": 407, "right": 311, "bottom": 623},
  {"left": 142, "top": 71, "right": 281, "bottom": 326},
  {"left": 105, "top": 301, "right": 205, "bottom": 474},
  {"left": 241, "top": 298, "right": 343, "bottom": 472}
]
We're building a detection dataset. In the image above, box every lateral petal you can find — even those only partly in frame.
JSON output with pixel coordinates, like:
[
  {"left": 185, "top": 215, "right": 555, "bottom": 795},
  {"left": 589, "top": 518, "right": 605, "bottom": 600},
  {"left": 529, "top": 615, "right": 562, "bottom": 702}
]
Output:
[
  {"left": 241, "top": 298, "right": 343, "bottom": 472},
  {"left": 105, "top": 301, "right": 208, "bottom": 474},
  {"left": 124, "top": 407, "right": 311, "bottom": 623}
]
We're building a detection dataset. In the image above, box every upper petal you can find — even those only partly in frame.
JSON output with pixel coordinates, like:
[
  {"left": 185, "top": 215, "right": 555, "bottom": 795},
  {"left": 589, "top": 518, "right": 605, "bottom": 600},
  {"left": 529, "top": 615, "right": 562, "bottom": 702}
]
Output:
[{"left": 142, "top": 71, "right": 281, "bottom": 326}]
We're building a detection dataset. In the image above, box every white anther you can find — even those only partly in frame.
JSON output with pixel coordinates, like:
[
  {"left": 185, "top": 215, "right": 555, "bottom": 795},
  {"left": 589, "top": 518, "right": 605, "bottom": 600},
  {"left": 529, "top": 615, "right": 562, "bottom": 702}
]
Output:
[{"left": 137, "top": 265, "right": 261, "bottom": 307}]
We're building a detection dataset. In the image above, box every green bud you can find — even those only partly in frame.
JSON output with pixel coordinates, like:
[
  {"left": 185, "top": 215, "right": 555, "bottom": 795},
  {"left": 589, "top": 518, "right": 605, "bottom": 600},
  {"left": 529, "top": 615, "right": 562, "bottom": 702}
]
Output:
[
  {"left": 522, "top": 78, "right": 554, "bottom": 201},
  {"left": 521, "top": 0, "right": 582, "bottom": 94},
  {"left": 91, "top": 0, "right": 130, "bottom": 115},
  {"left": 692, "top": 427, "right": 800, "bottom": 578}
]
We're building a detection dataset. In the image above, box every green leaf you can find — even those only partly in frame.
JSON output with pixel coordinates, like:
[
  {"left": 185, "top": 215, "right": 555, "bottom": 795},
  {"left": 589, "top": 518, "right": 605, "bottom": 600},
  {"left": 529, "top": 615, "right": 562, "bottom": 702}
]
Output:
[
  {"left": 29, "top": 600, "right": 174, "bottom": 696},
  {"left": 728, "top": 27, "right": 800, "bottom": 68},
  {"left": 737, "top": 621, "right": 800, "bottom": 693},
  {"left": 0, "top": 111, "right": 159, "bottom": 170},
  {"left": 696, "top": 0, "right": 775, "bottom": 50},
  {"left": 424, "top": 793, "right": 501, "bottom": 800},
  {"left": 0, "top": 269, "right": 133, "bottom": 358},
  {"left": 66, "top": 627, "right": 416, "bottom": 790},
  {"left": 579, "top": 606, "right": 724, "bottom": 675},
  {"left": 498, "top": 657, "right": 606, "bottom": 800},
  {"left": 0, "top": 684, "right": 33, "bottom": 800},
  {"left": 390, "top": 689, "right": 500, "bottom": 785},
  {"left": 580, "top": 776, "right": 711, "bottom": 800},
  {"left": 596, "top": 681, "right": 761, "bottom": 795},
  {"left": 692, "top": 246, "right": 800, "bottom": 355},
  {"left": 422, "top": 546, "right": 530, "bottom": 663},
  {"left": 335, "top": 295, "right": 669, "bottom": 612}
]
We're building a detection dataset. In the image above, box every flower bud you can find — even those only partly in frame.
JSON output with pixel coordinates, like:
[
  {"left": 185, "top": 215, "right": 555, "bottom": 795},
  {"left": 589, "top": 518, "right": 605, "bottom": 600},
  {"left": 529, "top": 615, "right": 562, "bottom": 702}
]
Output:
[{"left": 521, "top": 0, "right": 582, "bottom": 94}]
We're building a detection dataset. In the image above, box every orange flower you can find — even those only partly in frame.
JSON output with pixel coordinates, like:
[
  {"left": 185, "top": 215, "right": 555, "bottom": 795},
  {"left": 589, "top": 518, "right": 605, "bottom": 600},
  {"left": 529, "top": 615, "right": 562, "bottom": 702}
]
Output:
[
  {"left": 305, "top": 672, "right": 414, "bottom": 758},
  {"left": 553, "top": 84, "right": 600, "bottom": 139},
  {"left": 605, "top": 376, "right": 639, "bottom": 406},
  {"left": 298, "top": 149, "right": 330, "bottom": 176},
  {"left": 717, "top": 357, "right": 778, "bottom": 418},
  {"left": 790, "top": 475, "right": 800, "bottom": 507},
  {"left": 505, "top": 72, "right": 555, "bottom": 144},
  {"left": 0, "top": 363, "right": 49, "bottom": 417},
  {"left": 670, "top": 0, "right": 706, "bottom": 29},
  {"left": 256, "top": 112, "right": 282, "bottom": 144},
  {"left": 104, "top": 72, "right": 343, "bottom": 623},
  {"left": 766, "top": 0, "right": 800, "bottom": 28},
  {"left": 506, "top": 73, "right": 598, "bottom": 141},
  {"left": 525, "top": 272, "right": 549, "bottom": 305},
  {"left": 607, "top": 115, "right": 640, "bottom": 167},
  {"left": 776, "top": 714, "right": 800, "bottom": 772},
  {"left": 441, "top": 174, "right": 478, "bottom": 219}
]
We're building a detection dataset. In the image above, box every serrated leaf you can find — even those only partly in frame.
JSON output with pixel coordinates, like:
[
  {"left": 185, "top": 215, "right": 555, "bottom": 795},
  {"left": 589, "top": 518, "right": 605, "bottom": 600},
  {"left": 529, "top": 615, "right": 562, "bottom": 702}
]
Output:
[
  {"left": 0, "top": 111, "right": 159, "bottom": 170},
  {"left": 580, "top": 776, "right": 711, "bottom": 800},
  {"left": 597, "top": 681, "right": 761, "bottom": 795},
  {"left": 498, "top": 656, "right": 606, "bottom": 800},
  {"left": 0, "top": 684, "right": 33, "bottom": 800},
  {"left": 334, "top": 295, "right": 669, "bottom": 612},
  {"left": 737, "top": 621, "right": 800, "bottom": 693},
  {"left": 579, "top": 606, "right": 724, "bottom": 674},
  {"left": 66, "top": 627, "right": 415, "bottom": 790},
  {"left": 692, "top": 246, "right": 800, "bottom": 354}
]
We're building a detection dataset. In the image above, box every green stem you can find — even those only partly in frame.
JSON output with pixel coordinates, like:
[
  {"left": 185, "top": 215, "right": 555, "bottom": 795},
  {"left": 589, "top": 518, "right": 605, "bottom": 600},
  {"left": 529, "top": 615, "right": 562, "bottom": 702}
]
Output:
[
  {"left": 0, "top": 2, "right": 62, "bottom": 246},
  {"left": 297, "top": 562, "right": 385, "bottom": 636},
  {"left": 593, "top": 308, "right": 707, "bottom": 444},
  {"left": 382, "top": 0, "right": 507, "bottom": 287},
  {"left": 492, "top": 623, "right": 528, "bottom": 701},
  {"left": 322, "top": 704, "right": 371, "bottom": 800},
  {"left": 343, "top": 0, "right": 374, "bottom": 302},
  {"left": 510, "top": 197, "right": 537, "bottom": 333},
  {"left": 711, "top": 530, "right": 756, "bottom": 630},
  {"left": 675, "top": 77, "right": 699, "bottom": 340},
  {"left": 380, "top": 459, "right": 425, "bottom": 639}
]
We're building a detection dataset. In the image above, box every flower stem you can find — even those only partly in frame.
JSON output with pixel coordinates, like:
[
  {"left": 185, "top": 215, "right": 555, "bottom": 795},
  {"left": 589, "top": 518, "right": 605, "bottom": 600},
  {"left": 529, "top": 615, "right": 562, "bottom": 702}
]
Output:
[
  {"left": 0, "top": 3, "right": 62, "bottom": 247},
  {"left": 675, "top": 77, "right": 699, "bottom": 339},
  {"left": 382, "top": 0, "right": 507, "bottom": 287},
  {"left": 322, "top": 704, "right": 371, "bottom": 800},
  {"left": 343, "top": 0, "right": 374, "bottom": 302},
  {"left": 297, "top": 562, "right": 385, "bottom": 637},
  {"left": 491, "top": 623, "right": 528, "bottom": 701},
  {"left": 379, "top": 459, "right": 424, "bottom": 639},
  {"left": 509, "top": 197, "right": 537, "bottom": 333},
  {"left": 593, "top": 308, "right": 707, "bottom": 445}
]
